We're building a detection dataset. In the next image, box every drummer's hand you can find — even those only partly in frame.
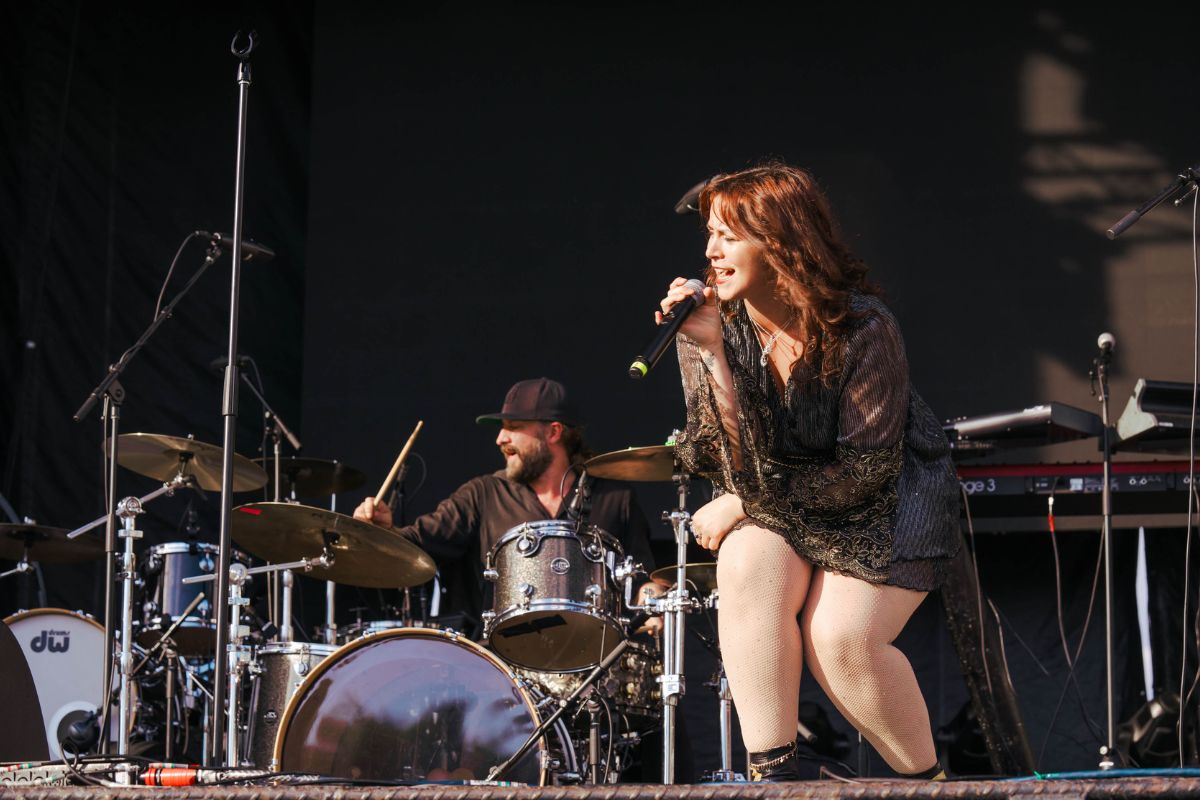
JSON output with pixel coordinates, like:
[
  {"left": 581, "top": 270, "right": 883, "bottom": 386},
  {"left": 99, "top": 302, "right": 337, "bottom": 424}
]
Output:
[
  {"left": 691, "top": 493, "right": 746, "bottom": 553},
  {"left": 657, "top": 277, "right": 721, "bottom": 351},
  {"left": 353, "top": 496, "right": 393, "bottom": 529}
]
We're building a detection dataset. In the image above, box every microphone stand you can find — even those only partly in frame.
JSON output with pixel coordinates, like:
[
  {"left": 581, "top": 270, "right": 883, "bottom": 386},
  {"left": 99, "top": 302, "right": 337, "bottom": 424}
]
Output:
[
  {"left": 1091, "top": 339, "right": 1117, "bottom": 769},
  {"left": 210, "top": 30, "right": 258, "bottom": 767},
  {"left": 71, "top": 237, "right": 224, "bottom": 755},
  {"left": 1106, "top": 163, "right": 1199, "bottom": 239}
]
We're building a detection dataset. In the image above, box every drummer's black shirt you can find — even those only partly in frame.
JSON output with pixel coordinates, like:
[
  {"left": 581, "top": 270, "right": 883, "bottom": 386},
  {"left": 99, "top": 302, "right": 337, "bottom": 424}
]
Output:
[{"left": 392, "top": 470, "right": 656, "bottom": 637}]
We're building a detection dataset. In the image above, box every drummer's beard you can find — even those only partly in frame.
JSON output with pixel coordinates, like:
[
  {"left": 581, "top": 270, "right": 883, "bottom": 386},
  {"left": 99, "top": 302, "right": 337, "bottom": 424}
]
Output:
[{"left": 502, "top": 435, "right": 553, "bottom": 484}]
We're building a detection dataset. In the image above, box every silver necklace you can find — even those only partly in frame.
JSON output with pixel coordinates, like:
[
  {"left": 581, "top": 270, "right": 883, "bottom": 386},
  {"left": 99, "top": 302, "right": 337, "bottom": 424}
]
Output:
[{"left": 748, "top": 314, "right": 794, "bottom": 367}]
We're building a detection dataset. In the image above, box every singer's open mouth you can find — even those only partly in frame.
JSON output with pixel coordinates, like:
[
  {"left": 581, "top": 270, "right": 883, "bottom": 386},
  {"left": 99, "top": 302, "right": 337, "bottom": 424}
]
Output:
[{"left": 713, "top": 266, "right": 735, "bottom": 281}]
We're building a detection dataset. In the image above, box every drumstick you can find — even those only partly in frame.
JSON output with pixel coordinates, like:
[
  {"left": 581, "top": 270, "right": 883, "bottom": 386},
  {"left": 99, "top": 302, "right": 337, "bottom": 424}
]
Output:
[{"left": 374, "top": 420, "right": 424, "bottom": 505}]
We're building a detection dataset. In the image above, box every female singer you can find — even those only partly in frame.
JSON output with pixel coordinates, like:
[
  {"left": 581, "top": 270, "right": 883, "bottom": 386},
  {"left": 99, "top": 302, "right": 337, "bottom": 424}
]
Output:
[{"left": 660, "top": 163, "right": 960, "bottom": 781}]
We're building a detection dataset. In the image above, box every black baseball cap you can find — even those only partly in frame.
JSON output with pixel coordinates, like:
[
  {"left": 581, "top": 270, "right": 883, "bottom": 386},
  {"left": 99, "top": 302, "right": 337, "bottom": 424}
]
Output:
[{"left": 475, "top": 377, "right": 582, "bottom": 426}]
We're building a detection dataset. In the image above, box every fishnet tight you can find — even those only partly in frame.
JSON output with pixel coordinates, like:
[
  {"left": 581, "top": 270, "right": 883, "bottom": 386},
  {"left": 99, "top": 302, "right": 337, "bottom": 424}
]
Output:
[{"left": 717, "top": 525, "right": 937, "bottom": 774}]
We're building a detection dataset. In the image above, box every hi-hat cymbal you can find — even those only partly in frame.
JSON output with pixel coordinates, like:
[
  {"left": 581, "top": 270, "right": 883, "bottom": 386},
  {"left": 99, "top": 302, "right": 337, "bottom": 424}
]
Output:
[
  {"left": 254, "top": 457, "right": 367, "bottom": 497},
  {"left": 231, "top": 502, "right": 436, "bottom": 588},
  {"left": 0, "top": 523, "right": 104, "bottom": 563},
  {"left": 650, "top": 562, "right": 718, "bottom": 593},
  {"left": 110, "top": 433, "right": 268, "bottom": 492},
  {"left": 585, "top": 445, "right": 678, "bottom": 482}
]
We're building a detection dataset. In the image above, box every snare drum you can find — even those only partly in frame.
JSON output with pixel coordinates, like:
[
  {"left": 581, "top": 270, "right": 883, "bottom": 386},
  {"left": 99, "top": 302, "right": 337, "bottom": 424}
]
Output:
[
  {"left": 484, "top": 521, "right": 625, "bottom": 672},
  {"left": 4, "top": 609, "right": 115, "bottom": 759},
  {"left": 243, "top": 641, "right": 337, "bottom": 769},
  {"left": 274, "top": 627, "right": 574, "bottom": 784},
  {"left": 141, "top": 541, "right": 243, "bottom": 655}
]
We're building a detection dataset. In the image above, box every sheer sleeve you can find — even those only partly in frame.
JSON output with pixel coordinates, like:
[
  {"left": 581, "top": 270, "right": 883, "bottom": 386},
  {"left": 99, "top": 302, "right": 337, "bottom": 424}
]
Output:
[
  {"left": 672, "top": 334, "right": 732, "bottom": 487},
  {"left": 739, "top": 311, "right": 908, "bottom": 527}
]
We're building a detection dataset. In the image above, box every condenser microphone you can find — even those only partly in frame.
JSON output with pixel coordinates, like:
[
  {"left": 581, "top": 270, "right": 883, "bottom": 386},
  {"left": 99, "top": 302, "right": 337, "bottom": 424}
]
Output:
[
  {"left": 628, "top": 278, "right": 706, "bottom": 379},
  {"left": 202, "top": 231, "right": 275, "bottom": 262}
]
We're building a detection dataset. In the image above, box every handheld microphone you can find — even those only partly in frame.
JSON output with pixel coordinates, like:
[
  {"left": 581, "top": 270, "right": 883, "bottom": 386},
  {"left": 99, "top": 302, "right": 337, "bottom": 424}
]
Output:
[
  {"left": 628, "top": 279, "right": 706, "bottom": 379},
  {"left": 201, "top": 231, "right": 275, "bottom": 262},
  {"left": 1097, "top": 332, "right": 1115, "bottom": 353}
]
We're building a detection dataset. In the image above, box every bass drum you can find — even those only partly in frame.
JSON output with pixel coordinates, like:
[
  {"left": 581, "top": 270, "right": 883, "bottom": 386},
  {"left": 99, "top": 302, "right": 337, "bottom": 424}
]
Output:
[
  {"left": 274, "top": 627, "right": 574, "bottom": 784},
  {"left": 3, "top": 608, "right": 132, "bottom": 759}
]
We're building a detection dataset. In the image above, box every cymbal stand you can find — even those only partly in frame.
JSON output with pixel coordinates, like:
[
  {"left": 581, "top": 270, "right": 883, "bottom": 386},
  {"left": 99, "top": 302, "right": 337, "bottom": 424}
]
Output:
[
  {"left": 114, "top": 496, "right": 145, "bottom": 755},
  {"left": 68, "top": 470, "right": 196, "bottom": 540},
  {"left": 326, "top": 493, "right": 339, "bottom": 644},
  {"left": 620, "top": 472, "right": 698, "bottom": 783},
  {"left": 0, "top": 547, "right": 35, "bottom": 580},
  {"left": 696, "top": 593, "right": 746, "bottom": 782}
]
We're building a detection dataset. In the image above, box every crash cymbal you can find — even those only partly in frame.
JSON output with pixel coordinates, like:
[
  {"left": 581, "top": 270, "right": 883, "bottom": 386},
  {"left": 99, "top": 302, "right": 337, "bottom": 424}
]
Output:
[
  {"left": 650, "top": 562, "right": 718, "bottom": 593},
  {"left": 0, "top": 523, "right": 103, "bottom": 563},
  {"left": 585, "top": 445, "right": 678, "bottom": 482},
  {"left": 254, "top": 457, "right": 367, "bottom": 497},
  {"left": 111, "top": 433, "right": 268, "bottom": 492},
  {"left": 231, "top": 502, "right": 436, "bottom": 588}
]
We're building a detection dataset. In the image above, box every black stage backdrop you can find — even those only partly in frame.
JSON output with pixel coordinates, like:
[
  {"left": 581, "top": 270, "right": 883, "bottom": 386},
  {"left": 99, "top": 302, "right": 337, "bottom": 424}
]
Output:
[{"left": 3, "top": 0, "right": 1197, "bottom": 778}]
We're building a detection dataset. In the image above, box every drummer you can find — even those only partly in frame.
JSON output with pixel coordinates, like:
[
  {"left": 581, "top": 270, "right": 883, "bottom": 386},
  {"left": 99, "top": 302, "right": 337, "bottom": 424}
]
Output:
[{"left": 353, "top": 377, "right": 663, "bottom": 637}]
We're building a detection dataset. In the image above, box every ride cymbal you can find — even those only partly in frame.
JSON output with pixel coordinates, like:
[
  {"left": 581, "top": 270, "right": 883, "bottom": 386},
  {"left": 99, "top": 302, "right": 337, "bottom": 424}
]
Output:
[
  {"left": 0, "top": 523, "right": 103, "bottom": 563},
  {"left": 231, "top": 502, "right": 436, "bottom": 588},
  {"left": 584, "top": 445, "right": 678, "bottom": 482},
  {"left": 650, "top": 562, "right": 718, "bottom": 593},
  {"left": 110, "top": 433, "right": 268, "bottom": 492},
  {"left": 254, "top": 457, "right": 367, "bottom": 497}
]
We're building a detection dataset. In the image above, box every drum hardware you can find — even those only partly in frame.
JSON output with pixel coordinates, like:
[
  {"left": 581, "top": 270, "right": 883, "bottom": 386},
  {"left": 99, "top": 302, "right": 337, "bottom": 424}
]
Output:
[
  {"left": 112, "top": 496, "right": 145, "bottom": 756},
  {"left": 181, "top": 552, "right": 332, "bottom": 764},
  {"left": 585, "top": 695, "right": 605, "bottom": 784},
  {"left": 488, "top": 638, "right": 631, "bottom": 782},
  {"left": 620, "top": 470, "right": 698, "bottom": 784},
  {"left": 68, "top": 471, "right": 205, "bottom": 541}
]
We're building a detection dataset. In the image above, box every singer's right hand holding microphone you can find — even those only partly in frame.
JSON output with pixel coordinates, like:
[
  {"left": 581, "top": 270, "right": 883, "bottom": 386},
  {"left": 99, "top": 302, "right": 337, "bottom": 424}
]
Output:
[{"left": 658, "top": 277, "right": 721, "bottom": 349}]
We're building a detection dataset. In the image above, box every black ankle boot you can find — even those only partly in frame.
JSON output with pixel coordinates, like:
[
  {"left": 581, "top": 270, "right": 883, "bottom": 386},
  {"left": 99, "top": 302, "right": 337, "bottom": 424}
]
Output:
[
  {"left": 749, "top": 740, "right": 801, "bottom": 782},
  {"left": 901, "top": 761, "right": 947, "bottom": 781}
]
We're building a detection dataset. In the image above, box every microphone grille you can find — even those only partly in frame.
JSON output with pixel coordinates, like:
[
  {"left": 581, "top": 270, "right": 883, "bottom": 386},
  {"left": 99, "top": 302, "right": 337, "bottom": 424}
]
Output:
[
  {"left": 684, "top": 278, "right": 707, "bottom": 301},
  {"left": 1097, "top": 332, "right": 1116, "bottom": 350}
]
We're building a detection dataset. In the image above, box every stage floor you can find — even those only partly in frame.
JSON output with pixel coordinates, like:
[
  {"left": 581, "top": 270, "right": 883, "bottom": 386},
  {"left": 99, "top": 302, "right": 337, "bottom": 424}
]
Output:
[{"left": 4, "top": 776, "right": 1200, "bottom": 800}]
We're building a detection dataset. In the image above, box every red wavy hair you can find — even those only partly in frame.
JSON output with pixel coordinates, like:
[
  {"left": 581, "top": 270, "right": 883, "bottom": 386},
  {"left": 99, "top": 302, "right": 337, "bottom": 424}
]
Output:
[{"left": 698, "top": 163, "right": 880, "bottom": 384}]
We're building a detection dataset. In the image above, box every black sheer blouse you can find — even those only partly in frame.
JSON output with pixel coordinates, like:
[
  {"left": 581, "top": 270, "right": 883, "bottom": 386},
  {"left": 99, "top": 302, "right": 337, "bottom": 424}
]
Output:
[{"left": 674, "top": 294, "right": 960, "bottom": 591}]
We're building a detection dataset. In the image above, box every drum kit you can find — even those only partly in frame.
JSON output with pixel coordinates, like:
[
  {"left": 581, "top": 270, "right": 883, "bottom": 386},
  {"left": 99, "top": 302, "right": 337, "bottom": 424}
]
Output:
[{"left": 1, "top": 434, "right": 739, "bottom": 785}]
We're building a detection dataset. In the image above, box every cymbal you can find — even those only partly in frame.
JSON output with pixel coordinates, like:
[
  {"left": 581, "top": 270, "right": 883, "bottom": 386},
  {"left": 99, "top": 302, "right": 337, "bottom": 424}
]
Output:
[
  {"left": 111, "top": 433, "right": 268, "bottom": 492},
  {"left": 650, "top": 562, "right": 718, "bottom": 593},
  {"left": 585, "top": 445, "right": 678, "bottom": 482},
  {"left": 254, "top": 457, "right": 367, "bottom": 497},
  {"left": 231, "top": 502, "right": 436, "bottom": 588},
  {"left": 0, "top": 523, "right": 103, "bottom": 563}
]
